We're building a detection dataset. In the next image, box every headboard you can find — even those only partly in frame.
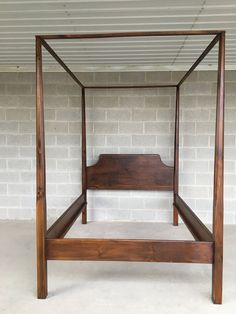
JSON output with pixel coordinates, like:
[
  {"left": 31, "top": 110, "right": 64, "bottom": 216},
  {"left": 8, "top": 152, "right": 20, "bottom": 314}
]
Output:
[{"left": 86, "top": 154, "right": 173, "bottom": 191}]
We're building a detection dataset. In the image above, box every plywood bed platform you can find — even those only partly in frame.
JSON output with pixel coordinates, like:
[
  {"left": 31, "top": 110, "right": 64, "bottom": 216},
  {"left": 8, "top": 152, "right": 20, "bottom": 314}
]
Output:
[{"left": 35, "top": 30, "right": 225, "bottom": 303}]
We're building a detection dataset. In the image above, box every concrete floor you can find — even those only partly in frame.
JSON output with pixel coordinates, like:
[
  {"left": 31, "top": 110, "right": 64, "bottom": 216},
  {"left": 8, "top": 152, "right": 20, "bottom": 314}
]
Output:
[{"left": 0, "top": 221, "right": 235, "bottom": 314}]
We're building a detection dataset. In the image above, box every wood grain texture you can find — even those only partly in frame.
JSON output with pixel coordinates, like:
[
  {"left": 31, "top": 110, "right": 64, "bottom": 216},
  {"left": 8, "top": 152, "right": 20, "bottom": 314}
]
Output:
[
  {"left": 39, "top": 30, "right": 223, "bottom": 40},
  {"left": 40, "top": 38, "right": 84, "bottom": 88},
  {"left": 87, "top": 154, "right": 174, "bottom": 191},
  {"left": 46, "top": 238, "right": 213, "bottom": 264},
  {"left": 173, "top": 86, "right": 179, "bottom": 226},
  {"left": 36, "top": 36, "right": 47, "bottom": 299},
  {"left": 174, "top": 195, "right": 213, "bottom": 242},
  {"left": 178, "top": 34, "right": 220, "bottom": 86},
  {"left": 212, "top": 31, "right": 225, "bottom": 305},
  {"left": 46, "top": 194, "right": 86, "bottom": 239},
  {"left": 81, "top": 88, "right": 87, "bottom": 224},
  {"left": 85, "top": 85, "right": 176, "bottom": 89}
]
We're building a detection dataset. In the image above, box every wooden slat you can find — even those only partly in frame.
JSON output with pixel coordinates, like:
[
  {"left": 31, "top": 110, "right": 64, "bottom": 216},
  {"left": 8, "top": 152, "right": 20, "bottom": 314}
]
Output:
[
  {"left": 86, "top": 154, "right": 174, "bottom": 191},
  {"left": 47, "top": 194, "right": 86, "bottom": 239},
  {"left": 178, "top": 34, "right": 220, "bottom": 86},
  {"left": 40, "top": 37, "right": 84, "bottom": 88},
  {"left": 174, "top": 195, "right": 213, "bottom": 242},
  {"left": 46, "top": 238, "right": 213, "bottom": 264}
]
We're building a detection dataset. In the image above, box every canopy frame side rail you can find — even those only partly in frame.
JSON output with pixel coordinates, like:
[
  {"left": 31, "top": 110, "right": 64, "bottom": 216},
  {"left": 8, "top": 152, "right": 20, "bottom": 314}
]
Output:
[
  {"left": 174, "top": 194, "right": 213, "bottom": 242},
  {"left": 38, "top": 36, "right": 84, "bottom": 89},
  {"left": 39, "top": 30, "right": 223, "bottom": 40},
  {"left": 46, "top": 193, "right": 86, "bottom": 240},
  {"left": 178, "top": 34, "right": 220, "bottom": 87}
]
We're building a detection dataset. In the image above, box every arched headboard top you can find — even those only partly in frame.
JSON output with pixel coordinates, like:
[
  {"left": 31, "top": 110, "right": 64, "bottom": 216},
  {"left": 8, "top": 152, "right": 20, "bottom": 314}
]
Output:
[{"left": 86, "top": 154, "right": 173, "bottom": 191}]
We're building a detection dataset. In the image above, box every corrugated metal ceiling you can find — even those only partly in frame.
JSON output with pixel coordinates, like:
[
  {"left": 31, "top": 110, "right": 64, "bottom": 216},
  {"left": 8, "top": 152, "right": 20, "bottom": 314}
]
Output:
[{"left": 0, "top": 0, "right": 235, "bottom": 71}]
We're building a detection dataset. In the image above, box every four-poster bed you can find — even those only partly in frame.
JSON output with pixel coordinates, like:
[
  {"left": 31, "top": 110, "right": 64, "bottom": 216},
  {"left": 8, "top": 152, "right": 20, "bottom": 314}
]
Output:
[{"left": 35, "top": 30, "right": 225, "bottom": 303}]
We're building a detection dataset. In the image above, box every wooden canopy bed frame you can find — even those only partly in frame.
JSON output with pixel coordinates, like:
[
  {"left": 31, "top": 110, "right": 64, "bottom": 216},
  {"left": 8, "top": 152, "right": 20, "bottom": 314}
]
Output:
[{"left": 35, "top": 30, "right": 225, "bottom": 303}]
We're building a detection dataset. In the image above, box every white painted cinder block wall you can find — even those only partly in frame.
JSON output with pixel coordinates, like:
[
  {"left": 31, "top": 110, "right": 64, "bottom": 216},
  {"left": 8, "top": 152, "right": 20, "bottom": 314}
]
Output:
[{"left": 0, "top": 71, "right": 235, "bottom": 224}]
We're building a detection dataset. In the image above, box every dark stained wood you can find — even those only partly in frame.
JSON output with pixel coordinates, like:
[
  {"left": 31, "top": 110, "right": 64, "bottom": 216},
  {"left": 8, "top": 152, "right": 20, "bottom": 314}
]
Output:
[
  {"left": 178, "top": 34, "right": 220, "bottom": 86},
  {"left": 212, "top": 31, "right": 225, "bottom": 305},
  {"left": 85, "top": 85, "right": 176, "bottom": 89},
  {"left": 173, "top": 86, "right": 179, "bottom": 226},
  {"left": 46, "top": 194, "right": 86, "bottom": 239},
  {"left": 39, "top": 30, "right": 223, "bottom": 40},
  {"left": 40, "top": 38, "right": 84, "bottom": 88},
  {"left": 35, "top": 30, "right": 225, "bottom": 303},
  {"left": 35, "top": 36, "right": 47, "bottom": 299},
  {"left": 46, "top": 238, "right": 213, "bottom": 264},
  {"left": 174, "top": 195, "right": 213, "bottom": 242},
  {"left": 86, "top": 154, "right": 174, "bottom": 191},
  {"left": 81, "top": 88, "right": 87, "bottom": 224}
]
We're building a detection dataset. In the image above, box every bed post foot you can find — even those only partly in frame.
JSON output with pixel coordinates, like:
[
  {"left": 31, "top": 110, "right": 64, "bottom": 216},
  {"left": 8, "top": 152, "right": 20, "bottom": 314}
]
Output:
[
  {"left": 37, "top": 261, "right": 48, "bottom": 299},
  {"left": 212, "top": 262, "right": 223, "bottom": 304},
  {"left": 82, "top": 206, "right": 87, "bottom": 224},
  {"left": 173, "top": 205, "right": 178, "bottom": 226}
]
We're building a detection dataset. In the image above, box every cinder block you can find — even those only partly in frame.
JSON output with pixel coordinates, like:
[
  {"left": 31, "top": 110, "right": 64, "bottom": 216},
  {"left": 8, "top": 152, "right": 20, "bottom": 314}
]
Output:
[
  {"left": 45, "top": 121, "right": 68, "bottom": 133},
  {"left": 0, "top": 147, "right": 19, "bottom": 158},
  {"left": 56, "top": 134, "right": 81, "bottom": 145},
  {"left": 0, "top": 109, "right": 5, "bottom": 120},
  {"left": 6, "top": 109, "right": 30, "bottom": 121},
  {"left": 6, "top": 84, "right": 31, "bottom": 95},
  {"left": 182, "top": 82, "right": 212, "bottom": 95},
  {"left": 94, "top": 122, "right": 118, "bottom": 134},
  {"left": 45, "top": 96, "right": 68, "bottom": 108},
  {"left": 198, "top": 71, "right": 217, "bottom": 81},
  {"left": 132, "top": 109, "right": 156, "bottom": 121},
  {"left": 157, "top": 109, "right": 173, "bottom": 121},
  {"left": 107, "top": 109, "right": 131, "bottom": 121},
  {"left": 145, "top": 95, "right": 170, "bottom": 108},
  {"left": 144, "top": 122, "right": 169, "bottom": 134},
  {"left": 87, "top": 135, "right": 106, "bottom": 147},
  {"left": 183, "top": 109, "right": 210, "bottom": 121},
  {"left": 131, "top": 209, "right": 156, "bottom": 221},
  {"left": 146, "top": 71, "right": 171, "bottom": 83},
  {"left": 132, "top": 135, "right": 156, "bottom": 146},
  {"left": 8, "top": 159, "right": 31, "bottom": 170},
  {"left": 87, "top": 109, "right": 106, "bottom": 121},
  {"left": 93, "top": 96, "right": 118, "bottom": 108},
  {"left": 56, "top": 84, "right": 81, "bottom": 95},
  {"left": 120, "top": 72, "right": 145, "bottom": 83},
  {"left": 0, "top": 84, "right": 6, "bottom": 95},
  {"left": 7, "top": 134, "right": 31, "bottom": 146},
  {"left": 119, "top": 122, "right": 143, "bottom": 134},
  {"left": 0, "top": 96, "right": 18, "bottom": 107},
  {"left": 119, "top": 96, "right": 144, "bottom": 108},
  {"left": 0, "top": 184, "right": 7, "bottom": 194},
  {"left": 8, "top": 184, "right": 32, "bottom": 195},
  {"left": 94, "top": 72, "right": 119, "bottom": 84},
  {"left": 56, "top": 109, "right": 80, "bottom": 121},
  {"left": 107, "top": 135, "right": 131, "bottom": 146},
  {"left": 46, "top": 147, "right": 68, "bottom": 158}
]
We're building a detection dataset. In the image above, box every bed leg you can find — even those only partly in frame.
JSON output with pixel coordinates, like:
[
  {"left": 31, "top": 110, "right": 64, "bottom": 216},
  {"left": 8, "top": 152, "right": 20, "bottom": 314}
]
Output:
[
  {"left": 82, "top": 205, "right": 87, "bottom": 224},
  {"left": 212, "top": 245, "right": 223, "bottom": 304},
  {"left": 173, "top": 205, "right": 178, "bottom": 226},
  {"left": 37, "top": 258, "right": 48, "bottom": 299}
]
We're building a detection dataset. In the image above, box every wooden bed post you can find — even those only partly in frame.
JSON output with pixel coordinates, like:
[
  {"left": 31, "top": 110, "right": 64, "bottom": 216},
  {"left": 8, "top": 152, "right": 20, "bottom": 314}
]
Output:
[
  {"left": 173, "top": 86, "right": 179, "bottom": 226},
  {"left": 212, "top": 31, "right": 225, "bottom": 304},
  {"left": 35, "top": 36, "right": 48, "bottom": 299},
  {"left": 81, "top": 87, "right": 87, "bottom": 224}
]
